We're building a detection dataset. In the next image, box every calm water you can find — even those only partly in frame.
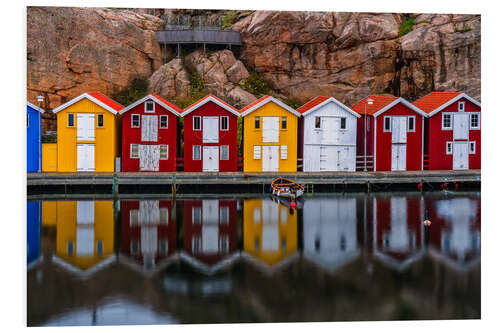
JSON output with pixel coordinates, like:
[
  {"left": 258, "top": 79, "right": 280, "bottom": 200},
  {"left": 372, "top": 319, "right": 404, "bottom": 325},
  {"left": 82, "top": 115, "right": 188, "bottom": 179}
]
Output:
[{"left": 27, "top": 192, "right": 481, "bottom": 326}]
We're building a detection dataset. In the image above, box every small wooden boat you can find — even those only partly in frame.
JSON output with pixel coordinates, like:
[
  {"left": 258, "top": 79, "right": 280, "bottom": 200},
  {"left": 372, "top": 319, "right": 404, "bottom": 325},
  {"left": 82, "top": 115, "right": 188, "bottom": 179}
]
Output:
[{"left": 271, "top": 177, "right": 304, "bottom": 199}]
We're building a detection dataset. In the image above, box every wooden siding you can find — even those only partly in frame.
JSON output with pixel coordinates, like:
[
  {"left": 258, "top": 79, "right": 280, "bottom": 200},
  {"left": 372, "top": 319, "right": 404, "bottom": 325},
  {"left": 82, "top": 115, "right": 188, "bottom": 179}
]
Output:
[{"left": 42, "top": 143, "right": 57, "bottom": 172}]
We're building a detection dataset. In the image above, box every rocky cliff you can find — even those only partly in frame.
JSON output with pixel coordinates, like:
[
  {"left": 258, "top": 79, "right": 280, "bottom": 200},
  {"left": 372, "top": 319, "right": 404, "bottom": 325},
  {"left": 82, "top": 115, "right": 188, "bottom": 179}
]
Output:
[{"left": 27, "top": 7, "right": 480, "bottom": 131}]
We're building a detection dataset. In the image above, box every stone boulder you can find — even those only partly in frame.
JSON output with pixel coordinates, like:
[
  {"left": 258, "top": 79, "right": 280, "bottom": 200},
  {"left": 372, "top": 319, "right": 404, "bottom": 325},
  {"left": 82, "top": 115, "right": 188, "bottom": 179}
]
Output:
[{"left": 148, "top": 59, "right": 191, "bottom": 99}]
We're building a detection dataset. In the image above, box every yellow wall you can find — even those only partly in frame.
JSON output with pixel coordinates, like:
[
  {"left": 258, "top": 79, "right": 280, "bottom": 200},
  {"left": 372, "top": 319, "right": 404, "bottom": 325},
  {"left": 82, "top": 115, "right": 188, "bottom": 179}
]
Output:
[
  {"left": 42, "top": 143, "right": 57, "bottom": 172},
  {"left": 243, "top": 101, "right": 298, "bottom": 172},
  {"left": 55, "top": 201, "right": 114, "bottom": 270},
  {"left": 243, "top": 199, "right": 298, "bottom": 265},
  {"left": 41, "top": 201, "right": 57, "bottom": 226},
  {"left": 56, "top": 98, "right": 118, "bottom": 172}
]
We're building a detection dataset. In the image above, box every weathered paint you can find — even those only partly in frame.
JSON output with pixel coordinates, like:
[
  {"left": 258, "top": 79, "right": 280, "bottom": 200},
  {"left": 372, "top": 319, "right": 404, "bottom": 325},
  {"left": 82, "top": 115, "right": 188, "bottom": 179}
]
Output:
[
  {"left": 182, "top": 199, "right": 238, "bottom": 265},
  {"left": 242, "top": 100, "right": 298, "bottom": 172},
  {"left": 42, "top": 143, "right": 57, "bottom": 172},
  {"left": 55, "top": 200, "right": 114, "bottom": 270},
  {"left": 183, "top": 98, "right": 239, "bottom": 172},
  {"left": 55, "top": 96, "right": 121, "bottom": 172},
  {"left": 243, "top": 198, "right": 297, "bottom": 265},
  {"left": 27, "top": 103, "right": 43, "bottom": 172}
]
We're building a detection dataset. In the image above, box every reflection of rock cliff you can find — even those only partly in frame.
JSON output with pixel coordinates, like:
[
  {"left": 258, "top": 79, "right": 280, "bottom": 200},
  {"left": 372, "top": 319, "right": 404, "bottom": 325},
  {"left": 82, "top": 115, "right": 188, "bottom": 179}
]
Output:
[{"left": 27, "top": 7, "right": 480, "bottom": 120}]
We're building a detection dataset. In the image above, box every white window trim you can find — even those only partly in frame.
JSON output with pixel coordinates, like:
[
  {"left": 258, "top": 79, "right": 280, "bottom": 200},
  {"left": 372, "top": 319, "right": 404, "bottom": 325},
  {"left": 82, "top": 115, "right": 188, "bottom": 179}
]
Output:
[
  {"left": 255, "top": 116, "right": 260, "bottom": 129},
  {"left": 458, "top": 101, "right": 465, "bottom": 112},
  {"left": 470, "top": 113, "right": 480, "bottom": 130},
  {"left": 446, "top": 141, "right": 453, "bottom": 155},
  {"left": 159, "top": 115, "right": 168, "bottom": 129},
  {"left": 193, "top": 116, "right": 201, "bottom": 131},
  {"left": 220, "top": 145, "right": 229, "bottom": 160},
  {"left": 281, "top": 145, "right": 288, "bottom": 160},
  {"left": 383, "top": 116, "right": 391, "bottom": 132},
  {"left": 97, "top": 114, "right": 104, "bottom": 128},
  {"left": 281, "top": 117, "right": 287, "bottom": 130},
  {"left": 340, "top": 117, "right": 347, "bottom": 131},
  {"left": 220, "top": 116, "right": 229, "bottom": 131},
  {"left": 131, "top": 114, "right": 140, "bottom": 128},
  {"left": 469, "top": 141, "right": 476, "bottom": 154},
  {"left": 407, "top": 116, "right": 416, "bottom": 132},
  {"left": 145, "top": 101, "right": 155, "bottom": 113},
  {"left": 253, "top": 145, "right": 261, "bottom": 160},
  {"left": 442, "top": 113, "right": 452, "bottom": 130},
  {"left": 193, "top": 145, "right": 201, "bottom": 160},
  {"left": 160, "top": 145, "right": 168, "bottom": 160},
  {"left": 68, "top": 113, "right": 74, "bottom": 127},
  {"left": 130, "top": 144, "right": 139, "bottom": 159},
  {"left": 314, "top": 116, "right": 321, "bottom": 130}
]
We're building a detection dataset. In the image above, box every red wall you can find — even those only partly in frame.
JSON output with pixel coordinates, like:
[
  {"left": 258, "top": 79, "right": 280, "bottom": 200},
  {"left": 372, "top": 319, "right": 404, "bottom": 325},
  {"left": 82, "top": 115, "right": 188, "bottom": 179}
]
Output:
[
  {"left": 182, "top": 200, "right": 238, "bottom": 265},
  {"left": 427, "top": 98, "right": 481, "bottom": 170},
  {"left": 374, "top": 103, "right": 424, "bottom": 171},
  {"left": 121, "top": 101, "right": 178, "bottom": 172},
  {"left": 183, "top": 101, "right": 238, "bottom": 172},
  {"left": 356, "top": 115, "right": 375, "bottom": 159}
]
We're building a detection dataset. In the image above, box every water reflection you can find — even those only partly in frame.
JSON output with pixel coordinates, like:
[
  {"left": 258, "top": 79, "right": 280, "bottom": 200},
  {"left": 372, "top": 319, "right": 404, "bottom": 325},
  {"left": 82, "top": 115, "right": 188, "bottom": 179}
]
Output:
[{"left": 28, "top": 192, "right": 481, "bottom": 325}]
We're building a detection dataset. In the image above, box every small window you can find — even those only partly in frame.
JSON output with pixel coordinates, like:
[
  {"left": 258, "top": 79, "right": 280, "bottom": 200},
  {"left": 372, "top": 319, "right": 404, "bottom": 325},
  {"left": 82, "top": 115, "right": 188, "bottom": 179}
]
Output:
[
  {"left": 253, "top": 146, "right": 261, "bottom": 159},
  {"left": 160, "top": 145, "right": 168, "bottom": 160},
  {"left": 145, "top": 101, "right": 155, "bottom": 113},
  {"left": 67, "top": 241, "right": 74, "bottom": 257},
  {"left": 97, "top": 240, "right": 103, "bottom": 256},
  {"left": 458, "top": 102, "right": 465, "bottom": 112},
  {"left": 340, "top": 117, "right": 347, "bottom": 130},
  {"left": 131, "top": 114, "right": 140, "bottom": 128},
  {"left": 27, "top": 114, "right": 29, "bottom": 128},
  {"left": 129, "top": 210, "right": 139, "bottom": 225},
  {"left": 442, "top": 114, "right": 452, "bottom": 129},
  {"left": 192, "top": 207, "right": 202, "bottom": 224},
  {"left": 281, "top": 145, "right": 288, "bottom": 160},
  {"left": 281, "top": 117, "right": 287, "bottom": 129},
  {"left": 220, "top": 145, "right": 229, "bottom": 160},
  {"left": 97, "top": 114, "right": 104, "bottom": 128},
  {"left": 408, "top": 116, "right": 415, "bottom": 132},
  {"left": 68, "top": 113, "right": 74, "bottom": 127},
  {"left": 469, "top": 141, "right": 476, "bottom": 154},
  {"left": 255, "top": 116, "right": 260, "bottom": 129},
  {"left": 192, "top": 236, "right": 202, "bottom": 254},
  {"left": 220, "top": 206, "right": 229, "bottom": 224},
  {"left": 446, "top": 142, "right": 453, "bottom": 155},
  {"left": 193, "top": 145, "right": 201, "bottom": 160},
  {"left": 160, "top": 208, "right": 169, "bottom": 224},
  {"left": 130, "top": 144, "right": 139, "bottom": 159},
  {"left": 219, "top": 235, "right": 229, "bottom": 253},
  {"left": 193, "top": 116, "right": 201, "bottom": 130},
  {"left": 221, "top": 116, "right": 229, "bottom": 131},
  {"left": 160, "top": 115, "right": 168, "bottom": 129},
  {"left": 315, "top": 117, "right": 321, "bottom": 129},
  {"left": 384, "top": 116, "right": 391, "bottom": 132},
  {"left": 470, "top": 113, "right": 480, "bottom": 129}
]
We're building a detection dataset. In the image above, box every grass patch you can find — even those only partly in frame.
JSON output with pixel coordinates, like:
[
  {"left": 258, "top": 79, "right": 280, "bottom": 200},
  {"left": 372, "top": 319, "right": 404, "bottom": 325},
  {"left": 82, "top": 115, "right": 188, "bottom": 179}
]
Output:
[
  {"left": 221, "top": 10, "right": 238, "bottom": 29},
  {"left": 284, "top": 98, "right": 303, "bottom": 110},
  {"left": 455, "top": 28, "right": 472, "bottom": 33},
  {"left": 42, "top": 134, "right": 57, "bottom": 143},
  {"left": 399, "top": 18, "right": 416, "bottom": 37},
  {"left": 173, "top": 65, "right": 208, "bottom": 109},
  {"left": 242, "top": 73, "right": 270, "bottom": 96},
  {"left": 112, "top": 77, "right": 149, "bottom": 107}
]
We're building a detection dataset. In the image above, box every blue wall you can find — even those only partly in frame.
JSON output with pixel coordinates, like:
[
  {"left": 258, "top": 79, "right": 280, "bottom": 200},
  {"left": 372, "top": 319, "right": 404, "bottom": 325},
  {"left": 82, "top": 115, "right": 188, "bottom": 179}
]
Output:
[
  {"left": 27, "top": 104, "right": 42, "bottom": 172},
  {"left": 27, "top": 201, "right": 41, "bottom": 267}
]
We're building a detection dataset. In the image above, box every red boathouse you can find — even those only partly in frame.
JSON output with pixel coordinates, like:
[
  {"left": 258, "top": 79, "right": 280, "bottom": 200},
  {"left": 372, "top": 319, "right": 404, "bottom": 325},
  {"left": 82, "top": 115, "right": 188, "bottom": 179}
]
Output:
[
  {"left": 182, "top": 94, "right": 240, "bottom": 172},
  {"left": 353, "top": 95, "right": 427, "bottom": 171},
  {"left": 413, "top": 92, "right": 481, "bottom": 170},
  {"left": 120, "top": 94, "right": 181, "bottom": 172}
]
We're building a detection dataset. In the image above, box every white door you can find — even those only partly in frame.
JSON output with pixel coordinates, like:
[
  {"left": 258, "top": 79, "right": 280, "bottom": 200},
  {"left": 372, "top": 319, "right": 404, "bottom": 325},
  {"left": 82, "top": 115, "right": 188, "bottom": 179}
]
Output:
[
  {"left": 320, "top": 146, "right": 336, "bottom": 171},
  {"left": 338, "top": 146, "right": 352, "bottom": 171},
  {"left": 77, "top": 114, "right": 95, "bottom": 141},
  {"left": 141, "top": 115, "right": 158, "bottom": 142},
  {"left": 453, "top": 114, "right": 469, "bottom": 140},
  {"left": 139, "top": 145, "right": 160, "bottom": 171},
  {"left": 391, "top": 117, "right": 407, "bottom": 143},
  {"left": 453, "top": 142, "right": 469, "bottom": 170},
  {"left": 321, "top": 117, "right": 339, "bottom": 144},
  {"left": 202, "top": 200, "right": 219, "bottom": 253},
  {"left": 262, "top": 146, "right": 279, "bottom": 172},
  {"left": 77, "top": 144, "right": 95, "bottom": 172},
  {"left": 391, "top": 144, "right": 406, "bottom": 171},
  {"left": 76, "top": 201, "right": 94, "bottom": 256},
  {"left": 203, "top": 117, "right": 219, "bottom": 143},
  {"left": 262, "top": 117, "right": 279, "bottom": 143},
  {"left": 202, "top": 146, "right": 219, "bottom": 172},
  {"left": 304, "top": 145, "right": 320, "bottom": 172}
]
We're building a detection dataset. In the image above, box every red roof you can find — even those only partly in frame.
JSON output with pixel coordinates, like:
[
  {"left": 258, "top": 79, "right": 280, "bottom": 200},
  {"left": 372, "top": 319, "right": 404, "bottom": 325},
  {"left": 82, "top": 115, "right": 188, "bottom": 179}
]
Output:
[
  {"left": 183, "top": 94, "right": 238, "bottom": 113},
  {"left": 296, "top": 96, "right": 330, "bottom": 114},
  {"left": 88, "top": 92, "right": 123, "bottom": 112},
  {"left": 413, "top": 92, "right": 462, "bottom": 114},
  {"left": 239, "top": 95, "right": 270, "bottom": 114},
  {"left": 352, "top": 95, "right": 398, "bottom": 116},
  {"left": 151, "top": 93, "right": 182, "bottom": 113}
]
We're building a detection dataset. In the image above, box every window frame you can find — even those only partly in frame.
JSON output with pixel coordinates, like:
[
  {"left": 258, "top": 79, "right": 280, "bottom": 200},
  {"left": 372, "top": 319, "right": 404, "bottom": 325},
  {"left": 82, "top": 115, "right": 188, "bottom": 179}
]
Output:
[
  {"left": 159, "top": 115, "right": 168, "bottom": 129},
  {"left": 253, "top": 145, "right": 261, "bottom": 160},
  {"left": 458, "top": 101, "right": 465, "bottom": 112},
  {"left": 442, "top": 113, "right": 452, "bottom": 130},
  {"left": 255, "top": 116, "right": 260, "bottom": 129},
  {"left": 469, "top": 141, "right": 476, "bottom": 154},
  {"left": 192, "top": 207, "right": 202, "bottom": 224},
  {"left": 145, "top": 101, "right": 155, "bottom": 113},
  {"left": 340, "top": 117, "right": 347, "bottom": 130},
  {"left": 383, "top": 116, "right": 391, "bottom": 132},
  {"left": 220, "top": 145, "right": 229, "bottom": 160},
  {"left": 470, "top": 113, "right": 480, "bottom": 130},
  {"left": 407, "top": 116, "right": 416, "bottom": 132},
  {"left": 281, "top": 116, "right": 287, "bottom": 130},
  {"left": 160, "top": 145, "right": 168, "bottom": 160},
  {"left": 193, "top": 116, "right": 201, "bottom": 131},
  {"left": 446, "top": 141, "right": 453, "bottom": 155},
  {"left": 68, "top": 113, "right": 75, "bottom": 128},
  {"left": 314, "top": 116, "right": 321, "bottom": 129},
  {"left": 281, "top": 145, "right": 288, "bottom": 160},
  {"left": 130, "top": 144, "right": 139, "bottom": 159},
  {"left": 220, "top": 116, "right": 229, "bottom": 131},
  {"left": 97, "top": 114, "right": 104, "bottom": 128},
  {"left": 131, "top": 114, "right": 140, "bottom": 128},
  {"left": 193, "top": 145, "right": 201, "bottom": 160}
]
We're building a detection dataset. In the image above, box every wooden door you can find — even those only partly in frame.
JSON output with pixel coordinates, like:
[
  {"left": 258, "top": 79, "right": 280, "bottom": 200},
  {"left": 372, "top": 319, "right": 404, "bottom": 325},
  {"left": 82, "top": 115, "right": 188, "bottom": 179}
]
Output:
[
  {"left": 202, "top": 146, "right": 219, "bottom": 172},
  {"left": 320, "top": 146, "right": 336, "bottom": 171},
  {"left": 453, "top": 142, "right": 469, "bottom": 170},
  {"left": 321, "top": 117, "right": 339, "bottom": 144},
  {"left": 77, "top": 144, "right": 95, "bottom": 172},
  {"left": 304, "top": 145, "right": 320, "bottom": 172},
  {"left": 202, "top": 116, "right": 219, "bottom": 143},
  {"left": 453, "top": 114, "right": 469, "bottom": 140},
  {"left": 262, "top": 145, "right": 279, "bottom": 172},
  {"left": 139, "top": 145, "right": 160, "bottom": 171},
  {"left": 262, "top": 117, "right": 279, "bottom": 143},
  {"left": 338, "top": 146, "right": 352, "bottom": 171},
  {"left": 77, "top": 113, "right": 95, "bottom": 141},
  {"left": 391, "top": 144, "right": 406, "bottom": 171},
  {"left": 141, "top": 115, "right": 158, "bottom": 142},
  {"left": 391, "top": 117, "right": 407, "bottom": 143}
]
